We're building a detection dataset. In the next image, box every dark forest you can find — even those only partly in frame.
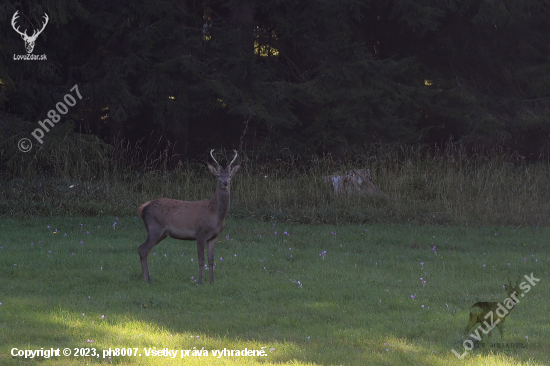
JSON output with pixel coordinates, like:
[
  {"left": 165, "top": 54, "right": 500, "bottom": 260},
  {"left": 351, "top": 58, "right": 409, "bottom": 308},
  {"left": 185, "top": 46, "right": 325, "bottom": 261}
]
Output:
[{"left": 1, "top": 0, "right": 549, "bottom": 163}]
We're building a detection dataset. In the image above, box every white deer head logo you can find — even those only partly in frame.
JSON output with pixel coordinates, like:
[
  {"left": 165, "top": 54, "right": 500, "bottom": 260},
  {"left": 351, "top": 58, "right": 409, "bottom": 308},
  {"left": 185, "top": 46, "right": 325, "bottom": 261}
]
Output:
[{"left": 11, "top": 11, "right": 49, "bottom": 54}]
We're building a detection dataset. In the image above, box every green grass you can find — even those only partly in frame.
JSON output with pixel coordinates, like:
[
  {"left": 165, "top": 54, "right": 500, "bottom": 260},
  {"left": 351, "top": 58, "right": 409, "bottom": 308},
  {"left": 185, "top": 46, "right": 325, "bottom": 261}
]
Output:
[
  {"left": 0, "top": 217, "right": 548, "bottom": 365},
  {"left": 3, "top": 139, "right": 550, "bottom": 227}
]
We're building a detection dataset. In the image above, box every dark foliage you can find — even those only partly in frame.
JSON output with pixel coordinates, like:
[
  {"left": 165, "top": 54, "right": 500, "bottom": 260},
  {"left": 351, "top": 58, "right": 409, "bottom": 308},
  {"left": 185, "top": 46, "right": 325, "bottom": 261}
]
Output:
[{"left": 1, "top": 0, "right": 549, "bottom": 165}]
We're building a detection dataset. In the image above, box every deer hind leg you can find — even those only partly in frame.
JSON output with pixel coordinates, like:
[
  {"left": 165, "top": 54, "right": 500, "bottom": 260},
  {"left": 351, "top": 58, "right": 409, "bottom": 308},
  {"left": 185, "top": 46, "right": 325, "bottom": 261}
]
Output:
[
  {"left": 206, "top": 239, "right": 216, "bottom": 284},
  {"left": 496, "top": 321, "right": 504, "bottom": 339},
  {"left": 197, "top": 239, "right": 206, "bottom": 284},
  {"left": 138, "top": 227, "right": 167, "bottom": 282},
  {"left": 464, "top": 314, "right": 478, "bottom": 338}
]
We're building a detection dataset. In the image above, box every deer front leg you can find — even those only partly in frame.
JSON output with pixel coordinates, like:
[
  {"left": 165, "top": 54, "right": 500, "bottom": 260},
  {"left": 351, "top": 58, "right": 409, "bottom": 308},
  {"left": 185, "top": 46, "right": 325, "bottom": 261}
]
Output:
[
  {"left": 197, "top": 239, "right": 206, "bottom": 284},
  {"left": 206, "top": 239, "right": 215, "bottom": 284},
  {"left": 496, "top": 322, "right": 504, "bottom": 339}
]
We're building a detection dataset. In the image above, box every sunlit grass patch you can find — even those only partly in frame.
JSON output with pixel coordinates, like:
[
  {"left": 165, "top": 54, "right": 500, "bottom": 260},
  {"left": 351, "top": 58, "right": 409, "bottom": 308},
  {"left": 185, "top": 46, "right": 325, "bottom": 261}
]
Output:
[{"left": 0, "top": 217, "right": 548, "bottom": 365}]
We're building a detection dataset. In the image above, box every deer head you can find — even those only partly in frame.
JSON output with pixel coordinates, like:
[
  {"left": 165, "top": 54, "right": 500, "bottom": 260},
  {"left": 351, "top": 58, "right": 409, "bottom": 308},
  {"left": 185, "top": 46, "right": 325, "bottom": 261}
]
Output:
[
  {"left": 207, "top": 149, "right": 240, "bottom": 191},
  {"left": 503, "top": 276, "right": 521, "bottom": 297},
  {"left": 12, "top": 11, "right": 49, "bottom": 54}
]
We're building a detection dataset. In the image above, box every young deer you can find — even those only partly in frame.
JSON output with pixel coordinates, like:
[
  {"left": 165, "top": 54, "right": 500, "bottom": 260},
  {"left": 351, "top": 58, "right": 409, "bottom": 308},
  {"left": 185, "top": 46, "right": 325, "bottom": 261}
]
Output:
[
  {"left": 138, "top": 150, "right": 240, "bottom": 284},
  {"left": 464, "top": 277, "right": 521, "bottom": 340}
]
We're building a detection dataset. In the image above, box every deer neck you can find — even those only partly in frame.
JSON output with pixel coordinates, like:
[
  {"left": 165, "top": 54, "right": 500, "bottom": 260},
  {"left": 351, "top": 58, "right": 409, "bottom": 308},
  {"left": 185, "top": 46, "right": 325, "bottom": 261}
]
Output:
[{"left": 211, "top": 184, "right": 231, "bottom": 220}]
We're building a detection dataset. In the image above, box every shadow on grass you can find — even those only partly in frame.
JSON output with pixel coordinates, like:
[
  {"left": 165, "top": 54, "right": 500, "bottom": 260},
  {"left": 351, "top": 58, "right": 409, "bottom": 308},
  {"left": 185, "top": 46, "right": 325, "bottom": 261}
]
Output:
[
  {"left": 1, "top": 217, "right": 548, "bottom": 365},
  {"left": 1, "top": 291, "right": 546, "bottom": 366}
]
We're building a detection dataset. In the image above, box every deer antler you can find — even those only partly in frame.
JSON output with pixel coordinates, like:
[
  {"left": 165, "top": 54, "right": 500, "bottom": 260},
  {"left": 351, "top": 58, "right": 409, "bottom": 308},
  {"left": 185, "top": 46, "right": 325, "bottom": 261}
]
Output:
[
  {"left": 210, "top": 149, "right": 220, "bottom": 167},
  {"left": 11, "top": 11, "right": 48, "bottom": 40},
  {"left": 228, "top": 150, "right": 238, "bottom": 167},
  {"left": 11, "top": 11, "right": 27, "bottom": 38},
  {"left": 30, "top": 13, "right": 49, "bottom": 40},
  {"left": 504, "top": 275, "right": 522, "bottom": 294}
]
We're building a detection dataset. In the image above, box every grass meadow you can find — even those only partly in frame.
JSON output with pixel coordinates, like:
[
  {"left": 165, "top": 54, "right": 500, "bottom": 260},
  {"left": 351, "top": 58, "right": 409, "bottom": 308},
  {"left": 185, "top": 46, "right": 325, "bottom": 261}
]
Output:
[
  {"left": 2, "top": 139, "right": 550, "bottom": 227},
  {"left": 0, "top": 141, "right": 549, "bottom": 364},
  {"left": 0, "top": 216, "right": 548, "bottom": 365}
]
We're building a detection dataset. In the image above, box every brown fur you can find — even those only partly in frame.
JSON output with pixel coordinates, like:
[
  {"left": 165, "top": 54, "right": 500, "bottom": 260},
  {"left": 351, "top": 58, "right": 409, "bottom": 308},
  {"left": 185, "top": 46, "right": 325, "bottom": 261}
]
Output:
[
  {"left": 137, "top": 150, "right": 240, "bottom": 284},
  {"left": 138, "top": 201, "right": 152, "bottom": 219},
  {"left": 464, "top": 277, "right": 521, "bottom": 339}
]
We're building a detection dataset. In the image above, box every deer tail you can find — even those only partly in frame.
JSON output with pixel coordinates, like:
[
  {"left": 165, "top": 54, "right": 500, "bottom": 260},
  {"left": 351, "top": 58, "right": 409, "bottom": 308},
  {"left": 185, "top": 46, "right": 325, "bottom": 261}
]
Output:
[{"left": 138, "top": 201, "right": 152, "bottom": 219}]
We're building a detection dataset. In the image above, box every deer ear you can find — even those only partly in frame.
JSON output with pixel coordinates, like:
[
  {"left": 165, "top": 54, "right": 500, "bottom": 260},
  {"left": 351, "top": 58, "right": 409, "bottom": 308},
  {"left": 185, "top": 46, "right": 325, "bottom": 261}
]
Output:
[
  {"left": 230, "top": 164, "right": 241, "bottom": 177},
  {"left": 207, "top": 164, "right": 219, "bottom": 176}
]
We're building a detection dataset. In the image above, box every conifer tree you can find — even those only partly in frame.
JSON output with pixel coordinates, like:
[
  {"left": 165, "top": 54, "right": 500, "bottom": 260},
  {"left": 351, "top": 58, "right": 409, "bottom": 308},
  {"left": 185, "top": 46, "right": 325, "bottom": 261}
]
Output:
[{"left": 1, "top": 0, "right": 549, "bottom": 161}]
